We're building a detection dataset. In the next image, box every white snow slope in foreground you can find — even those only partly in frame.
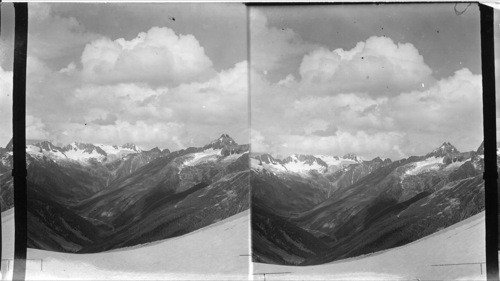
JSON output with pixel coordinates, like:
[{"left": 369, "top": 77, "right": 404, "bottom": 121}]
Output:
[
  {"left": 254, "top": 211, "right": 487, "bottom": 281},
  {"left": 1, "top": 209, "right": 250, "bottom": 280},
  {"left": 1, "top": 209, "right": 488, "bottom": 280}
]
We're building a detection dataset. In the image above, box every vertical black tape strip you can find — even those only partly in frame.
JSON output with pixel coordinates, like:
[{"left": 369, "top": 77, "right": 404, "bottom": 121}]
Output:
[
  {"left": 12, "top": 3, "right": 27, "bottom": 281},
  {"left": 480, "top": 3, "right": 499, "bottom": 281},
  {"left": 0, "top": 3, "right": 3, "bottom": 274}
]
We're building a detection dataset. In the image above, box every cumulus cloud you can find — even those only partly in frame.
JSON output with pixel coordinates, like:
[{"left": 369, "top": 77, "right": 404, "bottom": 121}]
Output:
[
  {"left": 311, "top": 123, "right": 339, "bottom": 137},
  {"left": 71, "top": 83, "right": 171, "bottom": 124},
  {"left": 252, "top": 60, "right": 482, "bottom": 159},
  {"left": 251, "top": 129, "right": 273, "bottom": 154},
  {"left": 81, "top": 27, "right": 215, "bottom": 86},
  {"left": 249, "top": 11, "right": 482, "bottom": 159},
  {"left": 299, "top": 36, "right": 434, "bottom": 95},
  {"left": 250, "top": 9, "right": 317, "bottom": 77},
  {"left": 23, "top": 59, "right": 248, "bottom": 151},
  {"left": 26, "top": 115, "right": 50, "bottom": 140},
  {"left": 0, "top": 4, "right": 250, "bottom": 151},
  {"left": 90, "top": 113, "right": 118, "bottom": 126},
  {"left": 164, "top": 60, "right": 248, "bottom": 125},
  {"left": 388, "top": 68, "right": 482, "bottom": 153}
]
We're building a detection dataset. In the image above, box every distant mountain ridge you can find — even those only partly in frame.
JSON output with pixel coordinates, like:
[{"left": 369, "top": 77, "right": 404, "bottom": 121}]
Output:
[
  {"left": 252, "top": 141, "right": 488, "bottom": 265},
  {"left": 0, "top": 134, "right": 250, "bottom": 254}
]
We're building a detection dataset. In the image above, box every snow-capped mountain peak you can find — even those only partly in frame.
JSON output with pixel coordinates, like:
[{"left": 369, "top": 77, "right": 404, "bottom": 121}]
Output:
[
  {"left": 281, "top": 154, "right": 328, "bottom": 174},
  {"left": 121, "top": 143, "right": 142, "bottom": 152},
  {"left": 251, "top": 153, "right": 329, "bottom": 175},
  {"left": 21, "top": 141, "right": 144, "bottom": 164},
  {"left": 283, "top": 154, "right": 328, "bottom": 167},
  {"left": 37, "top": 141, "right": 61, "bottom": 153},
  {"left": 26, "top": 141, "right": 67, "bottom": 160},
  {"left": 315, "top": 153, "right": 363, "bottom": 167},
  {"left": 60, "top": 142, "right": 107, "bottom": 162},
  {"left": 254, "top": 153, "right": 281, "bottom": 165},
  {"left": 205, "top": 134, "right": 238, "bottom": 149},
  {"left": 95, "top": 143, "right": 142, "bottom": 157},
  {"left": 342, "top": 153, "right": 363, "bottom": 162},
  {"left": 426, "top": 142, "right": 460, "bottom": 158}
]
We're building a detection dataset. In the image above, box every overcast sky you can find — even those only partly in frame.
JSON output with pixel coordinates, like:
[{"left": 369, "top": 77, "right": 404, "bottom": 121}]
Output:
[
  {"left": 250, "top": 3, "right": 485, "bottom": 160},
  {"left": 0, "top": 3, "right": 248, "bottom": 150}
]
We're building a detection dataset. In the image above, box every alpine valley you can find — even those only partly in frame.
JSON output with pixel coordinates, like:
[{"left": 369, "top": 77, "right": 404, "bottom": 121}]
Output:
[
  {"left": 251, "top": 142, "right": 488, "bottom": 266},
  {"left": 0, "top": 134, "right": 249, "bottom": 253}
]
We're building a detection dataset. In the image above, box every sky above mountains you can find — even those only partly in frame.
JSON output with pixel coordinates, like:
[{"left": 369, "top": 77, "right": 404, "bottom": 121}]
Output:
[
  {"left": 0, "top": 3, "right": 248, "bottom": 150},
  {"left": 250, "top": 4, "right": 484, "bottom": 160},
  {"left": 0, "top": 3, "right": 490, "bottom": 159}
]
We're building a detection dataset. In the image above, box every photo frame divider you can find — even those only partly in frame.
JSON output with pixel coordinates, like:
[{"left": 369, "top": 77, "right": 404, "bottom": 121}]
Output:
[
  {"left": 479, "top": 3, "right": 499, "bottom": 280},
  {"left": 12, "top": 3, "right": 28, "bottom": 281}
]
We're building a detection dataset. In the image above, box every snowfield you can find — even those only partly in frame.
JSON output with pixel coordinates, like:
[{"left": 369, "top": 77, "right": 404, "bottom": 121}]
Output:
[
  {"left": 252, "top": 159, "right": 288, "bottom": 174},
  {"left": 254, "top": 211, "right": 486, "bottom": 280},
  {"left": 25, "top": 142, "right": 142, "bottom": 164},
  {"left": 251, "top": 154, "right": 363, "bottom": 177},
  {"left": 26, "top": 145, "right": 67, "bottom": 160},
  {"left": 282, "top": 155, "right": 327, "bottom": 174},
  {"left": 443, "top": 160, "right": 467, "bottom": 171},
  {"left": 96, "top": 143, "right": 141, "bottom": 156},
  {"left": 315, "top": 155, "right": 359, "bottom": 167},
  {"left": 62, "top": 144, "right": 107, "bottom": 162},
  {"left": 1, "top": 209, "right": 250, "bottom": 280},
  {"left": 182, "top": 148, "right": 222, "bottom": 167},
  {"left": 405, "top": 157, "right": 444, "bottom": 176},
  {"left": 1, "top": 209, "right": 488, "bottom": 280}
]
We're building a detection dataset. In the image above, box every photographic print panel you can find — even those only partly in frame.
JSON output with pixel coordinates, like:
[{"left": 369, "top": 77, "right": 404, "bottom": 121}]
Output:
[{"left": 249, "top": 4, "right": 485, "bottom": 280}]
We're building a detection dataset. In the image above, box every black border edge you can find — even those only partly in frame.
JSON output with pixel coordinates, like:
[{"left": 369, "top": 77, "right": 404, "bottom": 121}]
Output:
[
  {"left": 0, "top": 2, "right": 3, "bottom": 274},
  {"left": 12, "top": 3, "right": 28, "bottom": 281},
  {"left": 4, "top": 2, "right": 497, "bottom": 281},
  {"left": 479, "top": 3, "right": 499, "bottom": 281}
]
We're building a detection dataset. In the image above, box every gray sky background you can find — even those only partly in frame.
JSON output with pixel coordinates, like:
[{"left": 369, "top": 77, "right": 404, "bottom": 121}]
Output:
[
  {"left": 251, "top": 4, "right": 484, "bottom": 160},
  {"left": 0, "top": 3, "right": 248, "bottom": 150},
  {"left": 0, "top": 3, "right": 495, "bottom": 159}
]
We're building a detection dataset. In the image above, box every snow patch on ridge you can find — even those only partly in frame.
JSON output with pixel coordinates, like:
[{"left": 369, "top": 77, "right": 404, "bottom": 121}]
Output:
[
  {"left": 26, "top": 144, "right": 67, "bottom": 160},
  {"left": 182, "top": 148, "right": 222, "bottom": 167},
  {"left": 63, "top": 143, "right": 106, "bottom": 162},
  {"left": 282, "top": 155, "right": 326, "bottom": 174},
  {"left": 250, "top": 158, "right": 264, "bottom": 171},
  {"left": 96, "top": 144, "right": 140, "bottom": 160},
  {"left": 443, "top": 160, "right": 466, "bottom": 171},
  {"left": 315, "top": 155, "right": 359, "bottom": 167},
  {"left": 405, "top": 157, "right": 443, "bottom": 176},
  {"left": 221, "top": 152, "right": 246, "bottom": 162}
]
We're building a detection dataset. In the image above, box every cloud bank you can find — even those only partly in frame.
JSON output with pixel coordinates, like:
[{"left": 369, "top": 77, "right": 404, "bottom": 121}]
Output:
[
  {"left": 250, "top": 11, "right": 483, "bottom": 160},
  {"left": 0, "top": 3, "right": 248, "bottom": 150}
]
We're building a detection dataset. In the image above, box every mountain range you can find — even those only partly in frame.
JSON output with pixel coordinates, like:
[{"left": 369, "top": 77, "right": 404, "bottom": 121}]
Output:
[
  {"left": 0, "top": 137, "right": 492, "bottom": 265},
  {"left": 0, "top": 134, "right": 249, "bottom": 252},
  {"left": 251, "top": 141, "right": 487, "bottom": 265}
]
